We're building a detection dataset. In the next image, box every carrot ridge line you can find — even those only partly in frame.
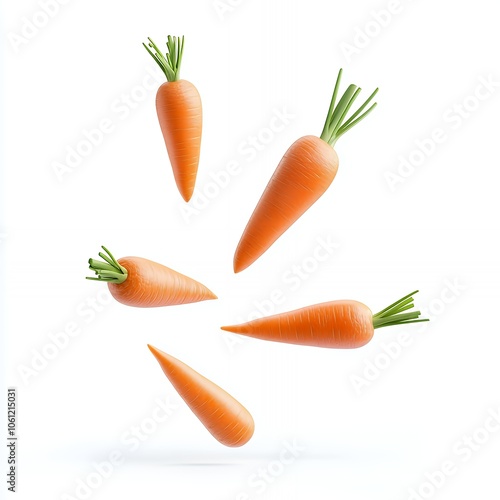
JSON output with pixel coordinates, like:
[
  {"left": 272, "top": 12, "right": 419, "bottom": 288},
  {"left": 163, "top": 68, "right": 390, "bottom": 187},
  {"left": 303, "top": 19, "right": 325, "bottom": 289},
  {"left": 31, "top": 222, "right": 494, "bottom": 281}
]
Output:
[
  {"left": 143, "top": 35, "right": 185, "bottom": 82},
  {"left": 372, "top": 290, "right": 429, "bottom": 329},
  {"left": 319, "top": 68, "right": 379, "bottom": 147},
  {"left": 86, "top": 246, "right": 128, "bottom": 283}
]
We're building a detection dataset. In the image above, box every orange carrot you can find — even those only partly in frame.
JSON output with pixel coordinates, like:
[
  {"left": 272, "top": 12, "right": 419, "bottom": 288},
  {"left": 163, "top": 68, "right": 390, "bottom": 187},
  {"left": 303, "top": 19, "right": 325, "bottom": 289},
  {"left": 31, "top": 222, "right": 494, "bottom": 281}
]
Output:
[
  {"left": 148, "top": 345, "right": 254, "bottom": 447},
  {"left": 144, "top": 36, "right": 202, "bottom": 202},
  {"left": 222, "top": 291, "right": 428, "bottom": 348},
  {"left": 233, "top": 69, "right": 378, "bottom": 273},
  {"left": 86, "top": 246, "right": 216, "bottom": 307}
]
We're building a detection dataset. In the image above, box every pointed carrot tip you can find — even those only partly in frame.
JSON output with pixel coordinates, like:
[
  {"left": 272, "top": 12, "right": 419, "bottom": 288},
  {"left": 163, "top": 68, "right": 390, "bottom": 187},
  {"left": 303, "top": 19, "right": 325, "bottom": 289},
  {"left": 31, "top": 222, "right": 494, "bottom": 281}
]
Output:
[
  {"left": 220, "top": 325, "right": 234, "bottom": 332},
  {"left": 148, "top": 344, "right": 163, "bottom": 359},
  {"left": 233, "top": 254, "right": 251, "bottom": 274},
  {"left": 180, "top": 189, "right": 193, "bottom": 202},
  {"left": 233, "top": 253, "right": 240, "bottom": 273}
]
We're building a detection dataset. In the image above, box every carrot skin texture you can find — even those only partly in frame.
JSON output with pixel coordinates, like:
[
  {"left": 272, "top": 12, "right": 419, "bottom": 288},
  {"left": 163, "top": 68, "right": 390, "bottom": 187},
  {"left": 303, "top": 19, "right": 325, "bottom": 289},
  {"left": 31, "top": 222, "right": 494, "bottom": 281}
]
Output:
[
  {"left": 108, "top": 257, "right": 216, "bottom": 307},
  {"left": 221, "top": 300, "right": 374, "bottom": 348},
  {"left": 233, "top": 135, "right": 339, "bottom": 273},
  {"left": 148, "top": 345, "right": 255, "bottom": 447},
  {"left": 156, "top": 80, "right": 202, "bottom": 202}
]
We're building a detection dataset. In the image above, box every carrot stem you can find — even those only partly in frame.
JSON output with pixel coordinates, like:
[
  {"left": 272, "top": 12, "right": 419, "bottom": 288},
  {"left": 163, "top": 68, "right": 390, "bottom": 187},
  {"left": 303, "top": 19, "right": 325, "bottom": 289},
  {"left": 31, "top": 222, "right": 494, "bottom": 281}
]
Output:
[
  {"left": 320, "top": 68, "right": 378, "bottom": 147},
  {"left": 372, "top": 290, "right": 429, "bottom": 329},
  {"left": 86, "top": 246, "right": 128, "bottom": 283},
  {"left": 143, "top": 35, "right": 185, "bottom": 82}
]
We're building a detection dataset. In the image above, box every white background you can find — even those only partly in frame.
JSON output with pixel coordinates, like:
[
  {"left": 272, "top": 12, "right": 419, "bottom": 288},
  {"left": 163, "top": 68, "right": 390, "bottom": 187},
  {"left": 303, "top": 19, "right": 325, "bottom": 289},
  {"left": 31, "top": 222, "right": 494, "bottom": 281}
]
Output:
[{"left": 2, "top": 0, "right": 500, "bottom": 499}]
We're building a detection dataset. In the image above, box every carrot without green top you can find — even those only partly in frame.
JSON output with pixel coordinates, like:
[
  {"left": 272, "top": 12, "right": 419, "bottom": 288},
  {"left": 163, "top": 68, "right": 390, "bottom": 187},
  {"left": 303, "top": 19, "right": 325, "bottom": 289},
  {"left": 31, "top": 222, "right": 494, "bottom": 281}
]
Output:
[
  {"left": 148, "top": 345, "right": 254, "bottom": 447},
  {"left": 144, "top": 36, "right": 202, "bottom": 202},
  {"left": 86, "top": 246, "right": 216, "bottom": 308},
  {"left": 221, "top": 291, "right": 428, "bottom": 348},
  {"left": 233, "top": 69, "right": 378, "bottom": 273}
]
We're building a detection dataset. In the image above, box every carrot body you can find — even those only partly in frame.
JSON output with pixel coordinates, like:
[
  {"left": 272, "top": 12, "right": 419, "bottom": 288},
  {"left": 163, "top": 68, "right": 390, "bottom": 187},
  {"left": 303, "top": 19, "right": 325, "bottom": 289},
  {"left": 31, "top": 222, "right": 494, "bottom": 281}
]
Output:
[
  {"left": 109, "top": 257, "right": 215, "bottom": 307},
  {"left": 86, "top": 246, "right": 216, "bottom": 308},
  {"left": 233, "top": 69, "right": 379, "bottom": 273},
  {"left": 222, "top": 300, "right": 373, "bottom": 348},
  {"left": 148, "top": 345, "right": 254, "bottom": 447},
  {"left": 222, "top": 291, "right": 428, "bottom": 348},
  {"left": 234, "top": 136, "right": 338, "bottom": 273},
  {"left": 156, "top": 80, "right": 202, "bottom": 202},
  {"left": 144, "top": 36, "right": 202, "bottom": 202}
]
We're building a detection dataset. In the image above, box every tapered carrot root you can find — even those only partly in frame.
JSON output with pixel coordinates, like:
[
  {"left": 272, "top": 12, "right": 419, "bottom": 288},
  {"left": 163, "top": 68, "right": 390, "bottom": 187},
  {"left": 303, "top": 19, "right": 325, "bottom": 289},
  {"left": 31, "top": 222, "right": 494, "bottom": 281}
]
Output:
[
  {"left": 144, "top": 36, "right": 202, "bottom": 202},
  {"left": 148, "top": 345, "right": 255, "bottom": 447},
  {"left": 222, "top": 291, "right": 428, "bottom": 349},
  {"left": 223, "top": 300, "right": 373, "bottom": 348},
  {"left": 233, "top": 69, "right": 379, "bottom": 273},
  {"left": 109, "top": 256, "right": 215, "bottom": 307},
  {"left": 234, "top": 136, "right": 338, "bottom": 273},
  {"left": 156, "top": 80, "right": 202, "bottom": 202},
  {"left": 86, "top": 246, "right": 216, "bottom": 308}
]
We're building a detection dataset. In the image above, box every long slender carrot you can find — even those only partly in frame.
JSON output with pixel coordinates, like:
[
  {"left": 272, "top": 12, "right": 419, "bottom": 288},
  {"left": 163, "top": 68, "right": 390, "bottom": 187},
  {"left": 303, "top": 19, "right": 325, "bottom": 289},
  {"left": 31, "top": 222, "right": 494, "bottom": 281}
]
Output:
[
  {"left": 221, "top": 291, "right": 428, "bottom": 348},
  {"left": 148, "top": 345, "right": 254, "bottom": 447},
  {"left": 144, "top": 36, "right": 202, "bottom": 202},
  {"left": 86, "top": 246, "right": 216, "bottom": 307},
  {"left": 233, "top": 69, "right": 378, "bottom": 273}
]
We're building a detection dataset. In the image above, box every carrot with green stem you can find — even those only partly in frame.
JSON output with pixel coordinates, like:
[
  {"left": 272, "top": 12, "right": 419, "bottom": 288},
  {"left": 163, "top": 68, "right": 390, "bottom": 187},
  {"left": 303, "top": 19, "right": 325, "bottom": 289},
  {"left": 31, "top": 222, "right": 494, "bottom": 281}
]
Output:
[
  {"left": 221, "top": 290, "right": 428, "bottom": 348},
  {"left": 233, "top": 68, "right": 378, "bottom": 273},
  {"left": 143, "top": 36, "right": 202, "bottom": 202},
  {"left": 148, "top": 345, "right": 254, "bottom": 447},
  {"left": 86, "top": 246, "right": 216, "bottom": 307}
]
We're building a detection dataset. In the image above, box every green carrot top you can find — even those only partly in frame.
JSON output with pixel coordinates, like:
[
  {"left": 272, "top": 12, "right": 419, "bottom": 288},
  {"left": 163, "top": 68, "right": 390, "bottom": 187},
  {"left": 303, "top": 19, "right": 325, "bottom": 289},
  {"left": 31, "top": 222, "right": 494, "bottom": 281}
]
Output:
[
  {"left": 372, "top": 290, "right": 429, "bottom": 329},
  {"left": 320, "top": 68, "right": 378, "bottom": 147},
  {"left": 143, "top": 35, "right": 185, "bottom": 82},
  {"left": 86, "top": 246, "right": 127, "bottom": 284}
]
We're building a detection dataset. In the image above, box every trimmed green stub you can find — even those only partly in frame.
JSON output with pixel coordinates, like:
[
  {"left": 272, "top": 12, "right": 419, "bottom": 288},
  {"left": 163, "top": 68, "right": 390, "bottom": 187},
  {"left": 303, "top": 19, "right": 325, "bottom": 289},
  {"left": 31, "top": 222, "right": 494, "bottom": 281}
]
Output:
[
  {"left": 86, "top": 246, "right": 128, "bottom": 284},
  {"left": 372, "top": 290, "right": 429, "bottom": 329},
  {"left": 143, "top": 35, "right": 185, "bottom": 82},
  {"left": 320, "top": 68, "right": 378, "bottom": 148}
]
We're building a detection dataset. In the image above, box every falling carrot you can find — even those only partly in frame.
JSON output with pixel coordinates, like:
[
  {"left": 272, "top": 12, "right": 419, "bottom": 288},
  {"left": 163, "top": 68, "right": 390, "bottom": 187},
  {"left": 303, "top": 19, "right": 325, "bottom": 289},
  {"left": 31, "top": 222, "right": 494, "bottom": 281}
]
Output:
[
  {"left": 86, "top": 246, "right": 216, "bottom": 307},
  {"left": 221, "top": 291, "right": 428, "bottom": 348},
  {"left": 144, "top": 36, "right": 202, "bottom": 202},
  {"left": 148, "top": 345, "right": 254, "bottom": 447},
  {"left": 233, "top": 69, "right": 378, "bottom": 273}
]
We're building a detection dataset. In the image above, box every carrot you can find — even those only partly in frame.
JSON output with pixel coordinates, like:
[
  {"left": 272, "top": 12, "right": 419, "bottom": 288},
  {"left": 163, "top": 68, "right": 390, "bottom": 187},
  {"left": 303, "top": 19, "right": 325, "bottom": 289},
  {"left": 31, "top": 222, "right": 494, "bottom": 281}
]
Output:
[
  {"left": 221, "top": 291, "right": 428, "bottom": 348},
  {"left": 148, "top": 344, "right": 254, "bottom": 447},
  {"left": 233, "top": 69, "right": 378, "bottom": 273},
  {"left": 86, "top": 246, "right": 216, "bottom": 307},
  {"left": 143, "top": 36, "right": 202, "bottom": 202}
]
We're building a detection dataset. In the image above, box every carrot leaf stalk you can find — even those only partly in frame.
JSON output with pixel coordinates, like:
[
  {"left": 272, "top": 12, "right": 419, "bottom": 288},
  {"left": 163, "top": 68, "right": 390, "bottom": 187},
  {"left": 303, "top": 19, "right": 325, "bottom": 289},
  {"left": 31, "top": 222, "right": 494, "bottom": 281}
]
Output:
[
  {"left": 372, "top": 290, "right": 429, "bottom": 329},
  {"left": 143, "top": 35, "right": 185, "bottom": 82},
  {"left": 320, "top": 68, "right": 378, "bottom": 147},
  {"left": 86, "top": 246, "right": 128, "bottom": 283}
]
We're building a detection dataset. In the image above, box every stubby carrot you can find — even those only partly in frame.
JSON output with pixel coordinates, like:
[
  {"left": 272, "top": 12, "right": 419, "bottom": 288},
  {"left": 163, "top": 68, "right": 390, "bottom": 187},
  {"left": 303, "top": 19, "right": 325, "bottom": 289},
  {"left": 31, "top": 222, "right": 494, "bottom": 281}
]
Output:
[
  {"left": 233, "top": 69, "right": 378, "bottom": 273},
  {"left": 148, "top": 345, "right": 254, "bottom": 447},
  {"left": 222, "top": 291, "right": 428, "bottom": 348},
  {"left": 144, "top": 36, "right": 202, "bottom": 202},
  {"left": 86, "top": 246, "right": 216, "bottom": 307}
]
